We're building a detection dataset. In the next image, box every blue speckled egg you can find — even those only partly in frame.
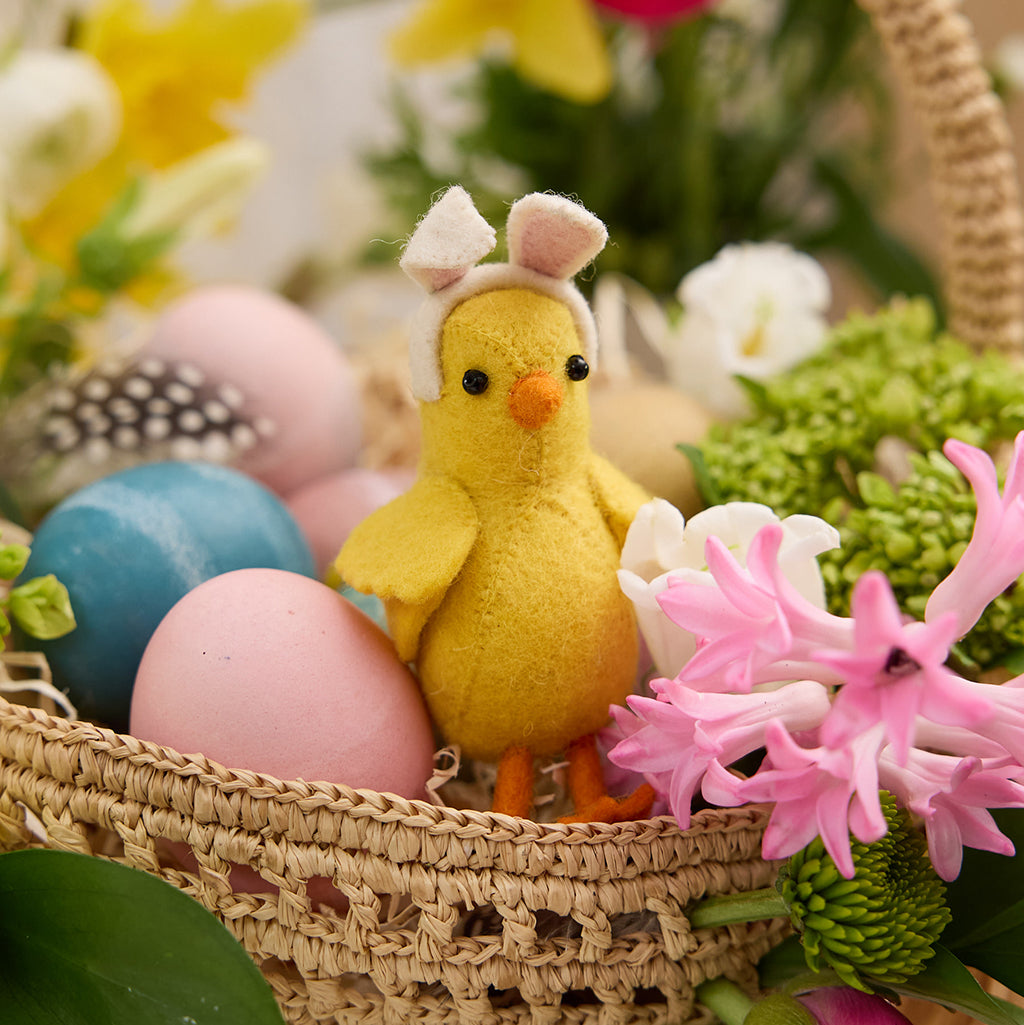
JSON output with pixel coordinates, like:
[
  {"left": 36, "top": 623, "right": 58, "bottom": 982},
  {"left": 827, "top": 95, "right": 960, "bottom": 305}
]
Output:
[{"left": 21, "top": 461, "right": 315, "bottom": 729}]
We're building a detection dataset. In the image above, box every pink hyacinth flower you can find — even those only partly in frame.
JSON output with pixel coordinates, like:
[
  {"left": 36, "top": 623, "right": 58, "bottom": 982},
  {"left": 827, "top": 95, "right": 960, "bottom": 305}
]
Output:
[
  {"left": 703, "top": 720, "right": 888, "bottom": 877},
  {"left": 968, "top": 674, "right": 1024, "bottom": 766},
  {"left": 926, "top": 433, "right": 1024, "bottom": 638},
  {"left": 880, "top": 746, "right": 1024, "bottom": 880},
  {"left": 816, "top": 571, "right": 991, "bottom": 764},
  {"left": 607, "top": 677, "right": 831, "bottom": 828},
  {"left": 798, "top": 987, "right": 912, "bottom": 1024},
  {"left": 659, "top": 524, "right": 852, "bottom": 692}
]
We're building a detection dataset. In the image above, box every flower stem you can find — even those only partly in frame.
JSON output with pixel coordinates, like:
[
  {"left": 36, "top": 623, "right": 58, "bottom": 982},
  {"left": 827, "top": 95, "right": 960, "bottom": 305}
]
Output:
[
  {"left": 689, "top": 887, "right": 789, "bottom": 929},
  {"left": 696, "top": 977, "right": 756, "bottom": 1025}
]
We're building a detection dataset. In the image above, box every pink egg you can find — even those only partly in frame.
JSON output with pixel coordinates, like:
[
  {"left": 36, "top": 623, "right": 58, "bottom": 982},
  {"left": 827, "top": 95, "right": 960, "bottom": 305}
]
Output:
[
  {"left": 158, "top": 838, "right": 349, "bottom": 914},
  {"left": 286, "top": 467, "right": 415, "bottom": 575},
  {"left": 145, "top": 285, "right": 362, "bottom": 495},
  {"left": 130, "top": 567, "right": 435, "bottom": 797}
]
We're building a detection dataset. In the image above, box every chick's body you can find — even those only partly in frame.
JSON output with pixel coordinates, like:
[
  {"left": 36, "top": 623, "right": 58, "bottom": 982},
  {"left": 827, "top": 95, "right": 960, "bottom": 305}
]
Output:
[
  {"left": 339, "top": 288, "right": 648, "bottom": 766},
  {"left": 418, "top": 464, "right": 637, "bottom": 761}
]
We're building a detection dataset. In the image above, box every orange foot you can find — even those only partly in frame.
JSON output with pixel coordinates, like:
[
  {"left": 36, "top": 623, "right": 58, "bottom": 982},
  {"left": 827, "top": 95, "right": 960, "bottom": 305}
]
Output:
[
  {"left": 556, "top": 733, "right": 656, "bottom": 824},
  {"left": 491, "top": 744, "right": 534, "bottom": 818},
  {"left": 558, "top": 783, "right": 656, "bottom": 824}
]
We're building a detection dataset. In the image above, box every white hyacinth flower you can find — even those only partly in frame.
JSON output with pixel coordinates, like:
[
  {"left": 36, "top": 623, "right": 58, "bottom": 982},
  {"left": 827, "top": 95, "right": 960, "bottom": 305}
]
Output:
[
  {"left": 0, "top": 48, "right": 121, "bottom": 217},
  {"left": 618, "top": 498, "right": 840, "bottom": 680},
  {"left": 665, "top": 241, "right": 831, "bottom": 418}
]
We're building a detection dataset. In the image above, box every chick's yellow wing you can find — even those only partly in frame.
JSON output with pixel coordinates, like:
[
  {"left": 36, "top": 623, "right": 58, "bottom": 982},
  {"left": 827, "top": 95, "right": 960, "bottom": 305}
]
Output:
[
  {"left": 588, "top": 452, "right": 652, "bottom": 548},
  {"left": 336, "top": 476, "right": 478, "bottom": 663},
  {"left": 334, "top": 475, "right": 478, "bottom": 606}
]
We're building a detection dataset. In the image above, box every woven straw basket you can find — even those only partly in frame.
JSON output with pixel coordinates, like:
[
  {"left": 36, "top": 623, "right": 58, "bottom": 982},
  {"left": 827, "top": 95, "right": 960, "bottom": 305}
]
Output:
[{"left": 2, "top": 1, "right": 1024, "bottom": 1023}]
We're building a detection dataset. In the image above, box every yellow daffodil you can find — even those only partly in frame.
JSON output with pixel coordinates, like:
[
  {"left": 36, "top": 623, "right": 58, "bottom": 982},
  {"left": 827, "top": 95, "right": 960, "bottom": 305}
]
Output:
[
  {"left": 389, "top": 0, "right": 613, "bottom": 104},
  {"left": 22, "top": 0, "right": 305, "bottom": 275},
  {"left": 77, "top": 0, "right": 306, "bottom": 169}
]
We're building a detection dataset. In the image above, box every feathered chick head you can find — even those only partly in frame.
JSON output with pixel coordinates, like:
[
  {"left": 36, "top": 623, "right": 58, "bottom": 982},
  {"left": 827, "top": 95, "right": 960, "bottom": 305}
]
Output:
[{"left": 400, "top": 188, "right": 608, "bottom": 402}]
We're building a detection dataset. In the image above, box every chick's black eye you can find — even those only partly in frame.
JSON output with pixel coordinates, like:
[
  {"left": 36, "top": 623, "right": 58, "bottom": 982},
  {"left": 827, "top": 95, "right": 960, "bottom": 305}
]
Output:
[
  {"left": 462, "top": 369, "right": 489, "bottom": 395},
  {"left": 566, "top": 355, "right": 589, "bottom": 381}
]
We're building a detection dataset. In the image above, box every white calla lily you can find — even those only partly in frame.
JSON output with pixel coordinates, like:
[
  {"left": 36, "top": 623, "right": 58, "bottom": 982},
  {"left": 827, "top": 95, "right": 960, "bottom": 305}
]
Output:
[{"left": 619, "top": 498, "right": 840, "bottom": 679}]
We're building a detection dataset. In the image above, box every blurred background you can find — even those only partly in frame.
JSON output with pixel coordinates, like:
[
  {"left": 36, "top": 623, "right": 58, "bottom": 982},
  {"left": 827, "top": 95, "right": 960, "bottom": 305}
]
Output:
[
  {"left": 4, "top": 0, "right": 1023, "bottom": 538},
  {"left": 159, "top": 0, "right": 1024, "bottom": 335},
  {"left": 9, "top": 0, "right": 1017, "bottom": 342}
]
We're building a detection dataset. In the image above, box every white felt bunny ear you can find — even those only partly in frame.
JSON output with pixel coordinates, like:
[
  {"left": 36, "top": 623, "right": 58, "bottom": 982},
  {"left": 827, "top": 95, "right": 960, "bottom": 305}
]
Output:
[
  {"left": 400, "top": 185, "right": 497, "bottom": 292},
  {"left": 506, "top": 193, "right": 608, "bottom": 280}
]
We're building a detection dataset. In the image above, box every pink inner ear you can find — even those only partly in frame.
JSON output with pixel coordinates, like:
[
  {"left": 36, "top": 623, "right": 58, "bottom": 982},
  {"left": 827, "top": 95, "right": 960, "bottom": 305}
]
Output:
[
  {"left": 422, "top": 266, "right": 470, "bottom": 292},
  {"left": 507, "top": 194, "right": 608, "bottom": 280}
]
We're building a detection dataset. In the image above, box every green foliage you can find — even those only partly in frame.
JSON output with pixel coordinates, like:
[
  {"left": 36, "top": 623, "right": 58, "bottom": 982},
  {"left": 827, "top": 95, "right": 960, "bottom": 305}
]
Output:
[
  {"left": 887, "top": 947, "right": 1024, "bottom": 1025},
  {"left": 368, "top": 0, "right": 937, "bottom": 304},
  {"left": 759, "top": 938, "right": 1024, "bottom": 1025},
  {"left": 0, "top": 848, "right": 285, "bottom": 1025},
  {"left": 778, "top": 794, "right": 951, "bottom": 989},
  {"left": 0, "top": 178, "right": 177, "bottom": 404},
  {"left": 943, "top": 809, "right": 1024, "bottom": 996},
  {"left": 7, "top": 573, "right": 75, "bottom": 641},
  {"left": 75, "top": 179, "right": 177, "bottom": 294},
  {"left": 0, "top": 270, "right": 76, "bottom": 401},
  {"left": 825, "top": 451, "right": 1024, "bottom": 671},
  {"left": 692, "top": 299, "right": 1024, "bottom": 670},
  {"left": 0, "top": 533, "right": 75, "bottom": 644}
]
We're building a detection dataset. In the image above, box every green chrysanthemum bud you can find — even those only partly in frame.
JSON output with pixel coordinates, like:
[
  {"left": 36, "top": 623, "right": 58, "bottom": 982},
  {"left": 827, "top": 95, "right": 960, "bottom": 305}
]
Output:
[
  {"left": 778, "top": 794, "right": 951, "bottom": 991},
  {"left": 695, "top": 300, "right": 1024, "bottom": 670}
]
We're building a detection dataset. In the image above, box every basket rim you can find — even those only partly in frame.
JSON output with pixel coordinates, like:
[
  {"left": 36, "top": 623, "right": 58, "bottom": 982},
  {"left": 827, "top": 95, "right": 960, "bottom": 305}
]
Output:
[{"left": 0, "top": 694, "right": 770, "bottom": 849}]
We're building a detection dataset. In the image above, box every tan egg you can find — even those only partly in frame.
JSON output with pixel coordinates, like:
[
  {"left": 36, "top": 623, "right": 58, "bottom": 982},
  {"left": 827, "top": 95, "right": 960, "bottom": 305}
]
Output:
[{"left": 589, "top": 382, "right": 717, "bottom": 517}]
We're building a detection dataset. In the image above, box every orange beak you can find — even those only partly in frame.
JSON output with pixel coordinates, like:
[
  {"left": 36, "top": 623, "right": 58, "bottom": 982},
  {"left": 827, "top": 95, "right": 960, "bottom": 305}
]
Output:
[{"left": 508, "top": 371, "right": 563, "bottom": 431}]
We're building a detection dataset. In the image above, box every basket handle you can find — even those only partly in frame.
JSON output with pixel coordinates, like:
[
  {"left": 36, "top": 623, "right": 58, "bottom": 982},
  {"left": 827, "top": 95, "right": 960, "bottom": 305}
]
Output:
[{"left": 857, "top": 0, "right": 1024, "bottom": 354}]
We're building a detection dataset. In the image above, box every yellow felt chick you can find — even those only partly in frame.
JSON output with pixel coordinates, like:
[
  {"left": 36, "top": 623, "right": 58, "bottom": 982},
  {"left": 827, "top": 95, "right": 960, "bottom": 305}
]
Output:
[{"left": 336, "top": 188, "right": 653, "bottom": 822}]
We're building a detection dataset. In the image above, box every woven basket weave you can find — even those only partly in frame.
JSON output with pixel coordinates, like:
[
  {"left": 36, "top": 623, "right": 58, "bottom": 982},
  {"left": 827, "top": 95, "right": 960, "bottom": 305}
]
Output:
[
  {"left": 0, "top": 698, "right": 785, "bottom": 1025},
  {"left": 1, "top": 2, "right": 1022, "bottom": 1023}
]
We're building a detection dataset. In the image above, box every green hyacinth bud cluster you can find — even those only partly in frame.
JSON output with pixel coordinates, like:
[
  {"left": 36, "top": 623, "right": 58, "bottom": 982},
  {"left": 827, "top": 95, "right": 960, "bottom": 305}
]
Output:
[
  {"left": 818, "top": 450, "right": 1024, "bottom": 670},
  {"left": 778, "top": 794, "right": 951, "bottom": 990},
  {"left": 693, "top": 298, "right": 1024, "bottom": 670}
]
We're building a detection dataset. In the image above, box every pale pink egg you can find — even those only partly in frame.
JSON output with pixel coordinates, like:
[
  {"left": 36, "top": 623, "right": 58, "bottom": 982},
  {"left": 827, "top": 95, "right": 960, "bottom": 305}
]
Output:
[
  {"left": 145, "top": 285, "right": 362, "bottom": 495},
  {"left": 130, "top": 567, "right": 435, "bottom": 797},
  {"left": 286, "top": 467, "right": 415, "bottom": 576}
]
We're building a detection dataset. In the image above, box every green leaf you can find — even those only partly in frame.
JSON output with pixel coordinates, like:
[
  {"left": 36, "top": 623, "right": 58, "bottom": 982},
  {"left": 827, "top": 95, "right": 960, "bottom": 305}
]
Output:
[
  {"left": 76, "top": 226, "right": 176, "bottom": 293},
  {"left": 944, "top": 813, "right": 1024, "bottom": 949},
  {"left": 8, "top": 574, "right": 76, "bottom": 639},
  {"left": 678, "top": 442, "right": 723, "bottom": 506},
  {"left": 760, "top": 942, "right": 1024, "bottom": 1025},
  {"left": 758, "top": 935, "right": 815, "bottom": 990},
  {"left": 733, "top": 375, "right": 770, "bottom": 411},
  {"left": 944, "top": 895, "right": 1024, "bottom": 996},
  {"left": 886, "top": 946, "right": 1024, "bottom": 1025},
  {"left": 75, "top": 177, "right": 176, "bottom": 293},
  {"left": 0, "top": 849, "right": 285, "bottom": 1025}
]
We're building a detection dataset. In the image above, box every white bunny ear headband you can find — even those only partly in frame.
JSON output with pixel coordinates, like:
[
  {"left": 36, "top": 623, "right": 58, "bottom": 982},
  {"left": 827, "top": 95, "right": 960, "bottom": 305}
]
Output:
[{"left": 400, "top": 187, "right": 608, "bottom": 401}]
